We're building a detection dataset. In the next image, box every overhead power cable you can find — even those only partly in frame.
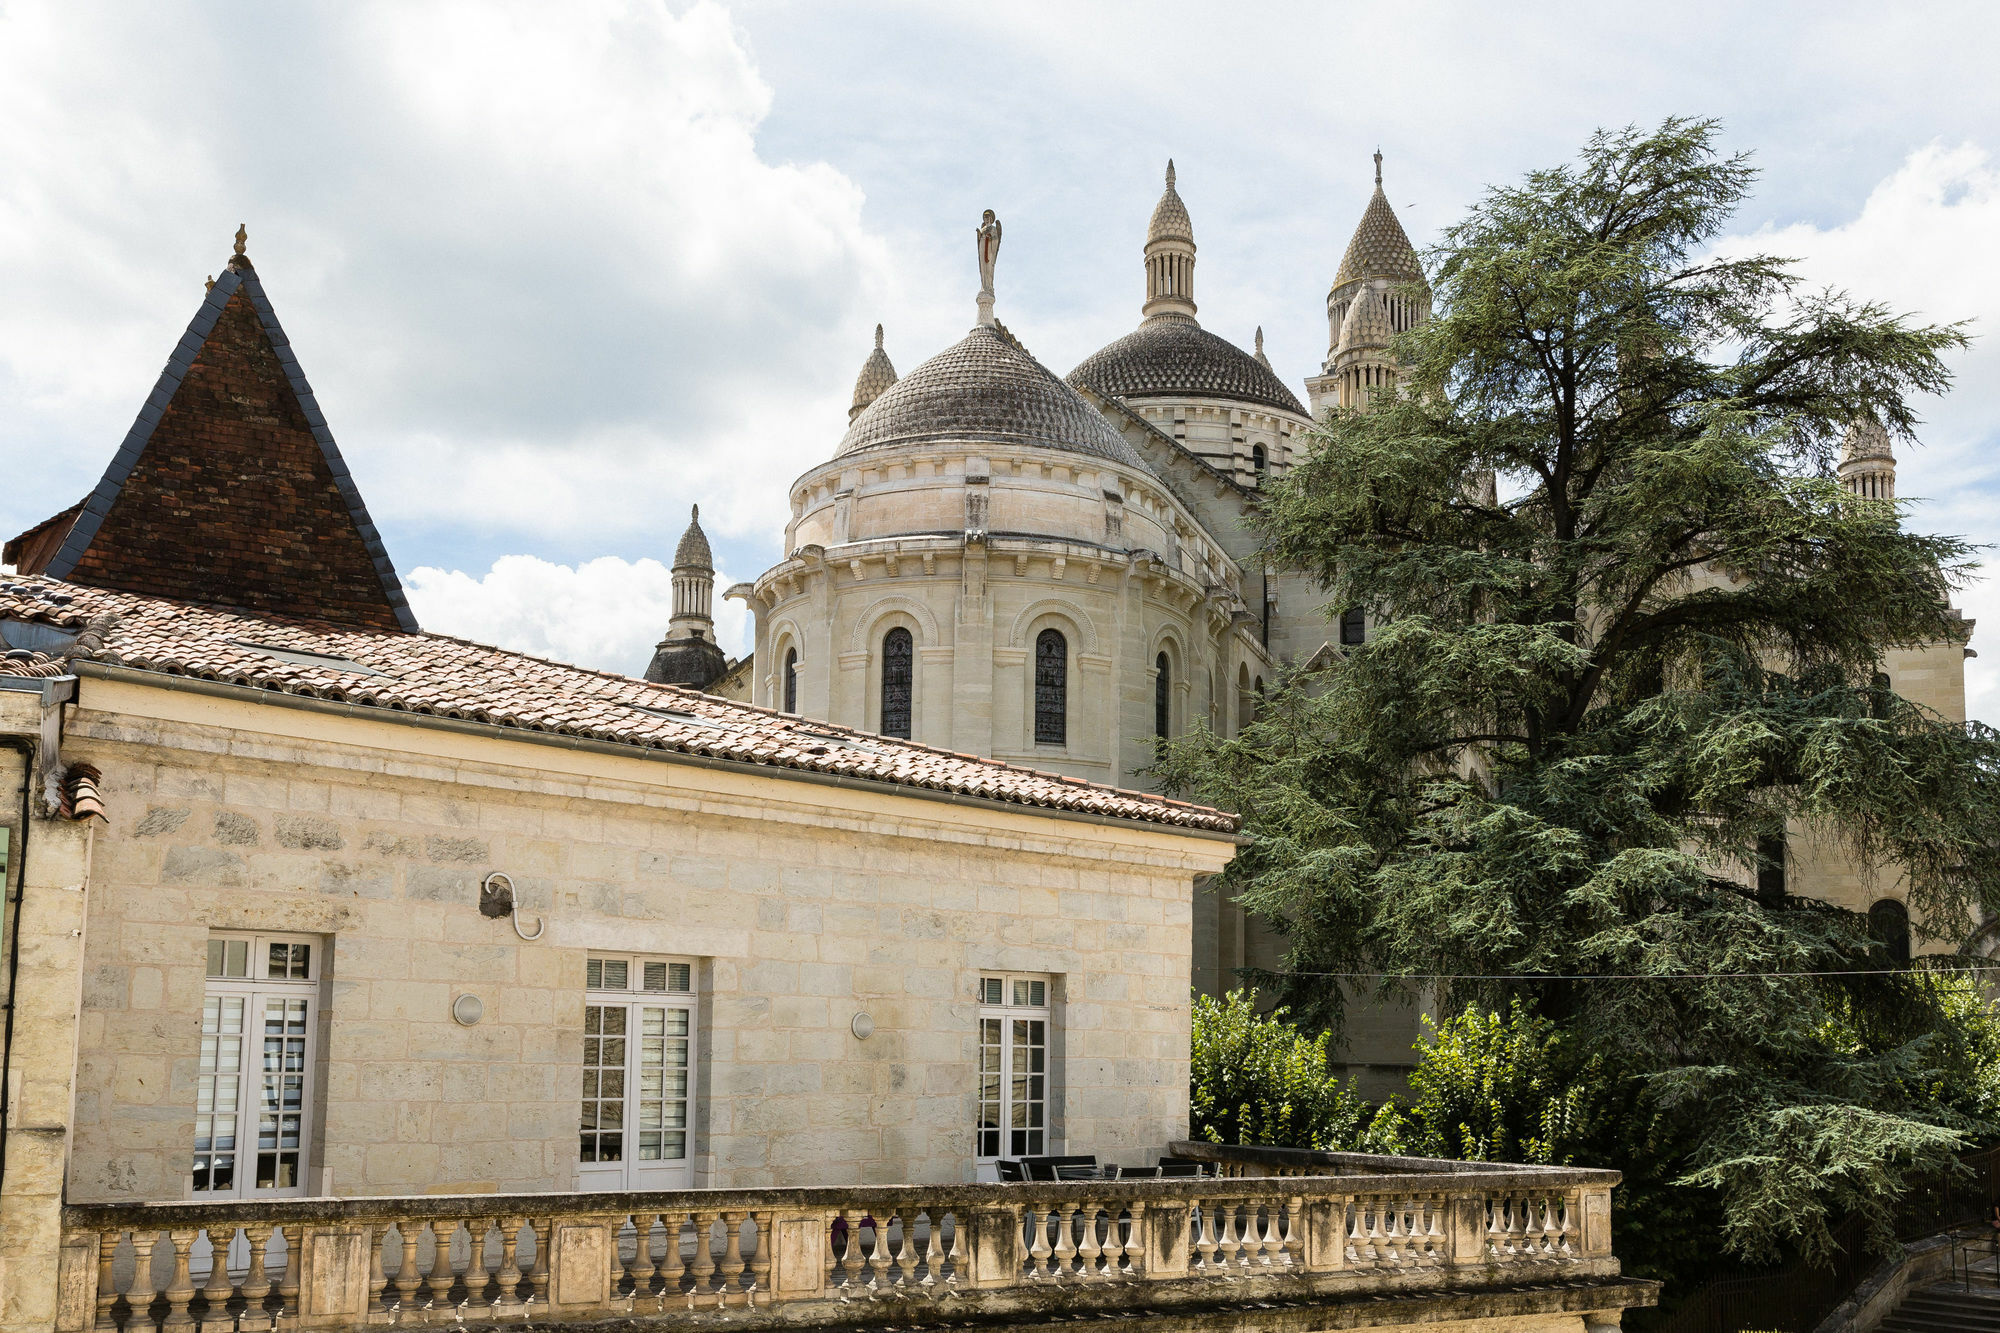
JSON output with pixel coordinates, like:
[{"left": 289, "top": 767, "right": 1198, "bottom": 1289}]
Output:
[{"left": 1268, "top": 963, "right": 2000, "bottom": 982}]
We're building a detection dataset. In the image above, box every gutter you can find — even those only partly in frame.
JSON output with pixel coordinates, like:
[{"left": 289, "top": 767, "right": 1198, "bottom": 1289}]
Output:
[{"left": 69, "top": 661, "right": 1248, "bottom": 845}]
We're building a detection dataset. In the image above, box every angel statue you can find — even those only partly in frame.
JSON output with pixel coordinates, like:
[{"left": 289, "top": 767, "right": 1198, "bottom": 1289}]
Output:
[{"left": 975, "top": 210, "right": 1002, "bottom": 324}]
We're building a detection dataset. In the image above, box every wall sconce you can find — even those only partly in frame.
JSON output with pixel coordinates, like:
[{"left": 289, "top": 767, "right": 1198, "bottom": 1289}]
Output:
[
  {"left": 452, "top": 994, "right": 485, "bottom": 1026},
  {"left": 850, "top": 1012, "right": 875, "bottom": 1040}
]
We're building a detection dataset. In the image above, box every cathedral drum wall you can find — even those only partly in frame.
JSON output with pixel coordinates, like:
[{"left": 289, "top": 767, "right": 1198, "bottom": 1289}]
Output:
[{"left": 60, "top": 680, "right": 1220, "bottom": 1203}]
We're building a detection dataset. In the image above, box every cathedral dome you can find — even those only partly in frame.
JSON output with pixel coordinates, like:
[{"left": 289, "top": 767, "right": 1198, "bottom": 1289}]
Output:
[
  {"left": 1067, "top": 316, "right": 1306, "bottom": 416},
  {"left": 837, "top": 322, "right": 1151, "bottom": 471}
]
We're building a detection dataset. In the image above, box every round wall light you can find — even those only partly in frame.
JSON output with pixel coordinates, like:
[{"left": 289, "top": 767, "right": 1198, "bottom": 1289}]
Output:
[
  {"left": 850, "top": 1012, "right": 875, "bottom": 1040},
  {"left": 451, "top": 993, "right": 485, "bottom": 1027}
]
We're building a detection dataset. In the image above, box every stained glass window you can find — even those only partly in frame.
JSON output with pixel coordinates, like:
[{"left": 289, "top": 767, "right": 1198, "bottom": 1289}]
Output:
[
  {"left": 881, "top": 627, "right": 913, "bottom": 739},
  {"left": 1034, "top": 629, "right": 1066, "bottom": 746}
]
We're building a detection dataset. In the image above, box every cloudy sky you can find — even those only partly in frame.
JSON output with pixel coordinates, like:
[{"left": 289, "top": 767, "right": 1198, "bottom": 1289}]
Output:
[{"left": 4, "top": 1, "right": 1997, "bottom": 716}]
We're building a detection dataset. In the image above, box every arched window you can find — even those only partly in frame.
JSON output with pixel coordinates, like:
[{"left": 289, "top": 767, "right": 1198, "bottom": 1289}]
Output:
[
  {"left": 782, "top": 647, "right": 799, "bottom": 714},
  {"left": 1869, "top": 899, "right": 1912, "bottom": 966},
  {"left": 881, "top": 627, "right": 913, "bottom": 739},
  {"left": 1339, "top": 607, "right": 1366, "bottom": 646},
  {"left": 1034, "top": 629, "right": 1067, "bottom": 746},
  {"left": 1154, "top": 652, "right": 1171, "bottom": 742},
  {"left": 1251, "top": 444, "right": 1267, "bottom": 479}
]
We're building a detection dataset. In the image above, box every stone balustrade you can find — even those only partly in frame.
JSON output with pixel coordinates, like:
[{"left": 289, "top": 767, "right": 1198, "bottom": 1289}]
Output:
[{"left": 55, "top": 1146, "right": 1645, "bottom": 1330}]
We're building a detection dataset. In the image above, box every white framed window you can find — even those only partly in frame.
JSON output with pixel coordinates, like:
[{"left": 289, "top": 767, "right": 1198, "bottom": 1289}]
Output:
[
  {"left": 194, "top": 932, "right": 321, "bottom": 1198},
  {"left": 579, "top": 955, "right": 697, "bottom": 1190},
  {"left": 976, "top": 973, "right": 1051, "bottom": 1163}
]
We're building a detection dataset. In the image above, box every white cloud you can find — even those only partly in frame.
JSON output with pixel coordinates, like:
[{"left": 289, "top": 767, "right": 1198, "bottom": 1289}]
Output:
[
  {"left": 0, "top": 0, "right": 944, "bottom": 560},
  {"left": 405, "top": 554, "right": 751, "bottom": 677},
  {"left": 1714, "top": 143, "right": 2000, "bottom": 724}
]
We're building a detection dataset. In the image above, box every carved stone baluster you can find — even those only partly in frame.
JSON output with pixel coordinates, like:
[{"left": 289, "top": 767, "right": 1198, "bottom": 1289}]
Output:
[
  {"left": 935, "top": 1209, "right": 963, "bottom": 1286},
  {"left": 274, "top": 1223, "right": 302, "bottom": 1319},
  {"left": 198, "top": 1226, "right": 236, "bottom": 1317},
  {"left": 635, "top": 1214, "right": 664, "bottom": 1296},
  {"left": 828, "top": 1209, "right": 857, "bottom": 1289},
  {"left": 745, "top": 1210, "right": 772, "bottom": 1297},
  {"left": 1079, "top": 1200, "right": 1107, "bottom": 1277},
  {"left": 128, "top": 1231, "right": 161, "bottom": 1328},
  {"left": 423, "top": 1222, "right": 454, "bottom": 1309},
  {"left": 94, "top": 1229, "right": 123, "bottom": 1330},
  {"left": 1559, "top": 1190, "right": 1579, "bottom": 1256},
  {"left": 613, "top": 1214, "right": 639, "bottom": 1299},
  {"left": 240, "top": 1224, "right": 273, "bottom": 1317},
  {"left": 1025, "top": 1203, "right": 1054, "bottom": 1279},
  {"left": 160, "top": 1228, "right": 198, "bottom": 1328},
  {"left": 357, "top": 1223, "right": 385, "bottom": 1313},
  {"left": 1281, "top": 1196, "right": 1304, "bottom": 1268},
  {"left": 1251, "top": 1203, "right": 1275, "bottom": 1267},
  {"left": 719, "top": 1211, "right": 745, "bottom": 1298},
  {"left": 497, "top": 1218, "right": 526, "bottom": 1302},
  {"left": 1049, "top": 1202, "right": 1079, "bottom": 1279},
  {"left": 392, "top": 1223, "right": 419, "bottom": 1307},
  {"left": 529, "top": 1219, "right": 553, "bottom": 1307}
]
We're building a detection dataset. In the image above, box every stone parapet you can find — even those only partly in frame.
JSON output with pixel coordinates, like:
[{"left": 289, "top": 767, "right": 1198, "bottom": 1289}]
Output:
[{"left": 57, "top": 1148, "right": 1652, "bottom": 1331}]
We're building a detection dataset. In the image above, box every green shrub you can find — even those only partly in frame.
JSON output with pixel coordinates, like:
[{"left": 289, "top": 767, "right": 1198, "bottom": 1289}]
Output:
[
  {"left": 1398, "top": 999, "right": 1602, "bottom": 1166},
  {"left": 1190, "top": 989, "right": 1379, "bottom": 1150}
]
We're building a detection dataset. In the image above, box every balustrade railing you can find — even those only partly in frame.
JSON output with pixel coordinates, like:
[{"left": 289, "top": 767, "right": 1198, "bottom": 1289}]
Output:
[{"left": 55, "top": 1148, "right": 1624, "bottom": 1330}]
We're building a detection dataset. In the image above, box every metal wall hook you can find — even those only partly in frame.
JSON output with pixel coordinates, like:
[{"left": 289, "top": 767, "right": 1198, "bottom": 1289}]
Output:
[
  {"left": 512, "top": 900, "right": 545, "bottom": 941},
  {"left": 481, "top": 871, "right": 545, "bottom": 940}
]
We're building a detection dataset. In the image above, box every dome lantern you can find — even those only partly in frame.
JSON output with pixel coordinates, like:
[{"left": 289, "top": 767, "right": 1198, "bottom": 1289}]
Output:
[{"left": 1143, "top": 160, "right": 1198, "bottom": 323}]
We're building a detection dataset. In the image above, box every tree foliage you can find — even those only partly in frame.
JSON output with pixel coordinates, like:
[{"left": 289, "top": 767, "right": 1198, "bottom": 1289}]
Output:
[{"left": 1158, "top": 118, "right": 2000, "bottom": 1270}]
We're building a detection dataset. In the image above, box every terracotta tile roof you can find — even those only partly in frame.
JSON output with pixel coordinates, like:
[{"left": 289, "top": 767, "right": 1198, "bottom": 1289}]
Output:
[
  {"left": 59, "top": 763, "right": 108, "bottom": 823},
  {"left": 0, "top": 574, "right": 1238, "bottom": 835}
]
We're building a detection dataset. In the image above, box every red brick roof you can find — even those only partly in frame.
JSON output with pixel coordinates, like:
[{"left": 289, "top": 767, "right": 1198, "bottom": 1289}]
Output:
[
  {"left": 10, "top": 254, "right": 416, "bottom": 633},
  {"left": 0, "top": 574, "right": 1238, "bottom": 834}
]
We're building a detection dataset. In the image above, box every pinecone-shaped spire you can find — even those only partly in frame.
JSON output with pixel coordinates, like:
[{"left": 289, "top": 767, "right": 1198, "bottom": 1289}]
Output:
[
  {"left": 849, "top": 324, "right": 898, "bottom": 421},
  {"left": 1143, "top": 159, "right": 1197, "bottom": 322}
]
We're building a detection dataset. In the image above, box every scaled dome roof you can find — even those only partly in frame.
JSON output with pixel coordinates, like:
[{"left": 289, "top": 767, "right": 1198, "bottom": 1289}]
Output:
[
  {"left": 673, "top": 505, "right": 713, "bottom": 570},
  {"left": 1334, "top": 187, "right": 1425, "bottom": 289},
  {"left": 1067, "top": 315, "right": 1306, "bottom": 416},
  {"left": 836, "top": 323, "right": 1152, "bottom": 472}
]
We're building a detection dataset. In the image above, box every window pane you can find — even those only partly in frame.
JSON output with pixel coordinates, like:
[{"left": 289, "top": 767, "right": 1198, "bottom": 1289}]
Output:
[
  {"left": 602, "top": 960, "right": 629, "bottom": 991},
  {"left": 881, "top": 628, "right": 914, "bottom": 739},
  {"left": 667, "top": 962, "right": 692, "bottom": 993},
  {"left": 1034, "top": 629, "right": 1067, "bottom": 745}
]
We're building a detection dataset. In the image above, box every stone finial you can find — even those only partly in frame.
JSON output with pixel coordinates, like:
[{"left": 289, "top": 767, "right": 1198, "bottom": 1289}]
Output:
[
  {"left": 1165, "top": 158, "right": 1175, "bottom": 188},
  {"left": 234, "top": 224, "right": 248, "bottom": 257},
  {"left": 1253, "top": 325, "right": 1272, "bottom": 370},
  {"left": 1373, "top": 149, "right": 1383, "bottom": 187},
  {"left": 205, "top": 275, "right": 215, "bottom": 293},
  {"left": 875, "top": 323, "right": 884, "bottom": 350}
]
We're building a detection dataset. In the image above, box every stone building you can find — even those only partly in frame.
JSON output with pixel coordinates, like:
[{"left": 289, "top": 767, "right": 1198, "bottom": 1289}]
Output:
[
  {"left": 0, "top": 237, "right": 1649, "bottom": 1333},
  {"left": 694, "top": 155, "right": 1977, "bottom": 1093}
]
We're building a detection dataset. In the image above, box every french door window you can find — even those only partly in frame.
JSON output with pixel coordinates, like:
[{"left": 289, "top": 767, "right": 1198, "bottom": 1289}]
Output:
[
  {"left": 193, "top": 933, "right": 320, "bottom": 1197},
  {"left": 977, "top": 974, "right": 1050, "bottom": 1162},
  {"left": 578, "top": 955, "right": 697, "bottom": 1190}
]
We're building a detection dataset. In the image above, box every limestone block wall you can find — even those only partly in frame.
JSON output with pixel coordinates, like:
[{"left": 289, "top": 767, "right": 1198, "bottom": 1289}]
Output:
[{"left": 61, "top": 677, "right": 1230, "bottom": 1204}]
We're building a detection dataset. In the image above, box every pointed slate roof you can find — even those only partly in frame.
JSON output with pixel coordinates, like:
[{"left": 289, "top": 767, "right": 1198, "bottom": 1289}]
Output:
[{"left": 15, "top": 246, "right": 416, "bottom": 632}]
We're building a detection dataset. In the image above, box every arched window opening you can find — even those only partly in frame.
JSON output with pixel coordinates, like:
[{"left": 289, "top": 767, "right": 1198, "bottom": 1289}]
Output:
[
  {"left": 1034, "top": 629, "right": 1067, "bottom": 746},
  {"left": 1869, "top": 899, "right": 1912, "bottom": 966},
  {"left": 881, "top": 628, "right": 913, "bottom": 739},
  {"left": 1251, "top": 444, "right": 1267, "bottom": 479},
  {"left": 1755, "top": 833, "right": 1787, "bottom": 904},
  {"left": 1154, "top": 652, "right": 1171, "bottom": 743},
  {"left": 782, "top": 647, "right": 799, "bottom": 714},
  {"left": 1339, "top": 607, "right": 1366, "bottom": 646}
]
